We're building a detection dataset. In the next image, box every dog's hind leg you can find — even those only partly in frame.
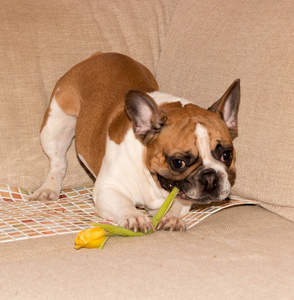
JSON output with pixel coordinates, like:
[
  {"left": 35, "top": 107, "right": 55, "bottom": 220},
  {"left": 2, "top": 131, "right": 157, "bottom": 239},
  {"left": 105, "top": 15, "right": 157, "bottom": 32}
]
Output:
[{"left": 31, "top": 95, "right": 77, "bottom": 200}]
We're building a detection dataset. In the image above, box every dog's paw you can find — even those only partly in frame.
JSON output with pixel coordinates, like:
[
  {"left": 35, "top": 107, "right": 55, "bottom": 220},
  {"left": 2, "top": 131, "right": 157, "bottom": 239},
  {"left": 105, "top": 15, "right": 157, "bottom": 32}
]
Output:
[
  {"left": 119, "top": 213, "right": 154, "bottom": 233},
  {"left": 157, "top": 215, "right": 186, "bottom": 231},
  {"left": 30, "top": 188, "right": 59, "bottom": 201}
]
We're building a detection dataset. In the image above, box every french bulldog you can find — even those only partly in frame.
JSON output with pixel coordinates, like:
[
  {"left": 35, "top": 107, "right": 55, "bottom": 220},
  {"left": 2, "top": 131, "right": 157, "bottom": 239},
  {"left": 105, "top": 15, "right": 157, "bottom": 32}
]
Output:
[{"left": 32, "top": 52, "right": 240, "bottom": 232}]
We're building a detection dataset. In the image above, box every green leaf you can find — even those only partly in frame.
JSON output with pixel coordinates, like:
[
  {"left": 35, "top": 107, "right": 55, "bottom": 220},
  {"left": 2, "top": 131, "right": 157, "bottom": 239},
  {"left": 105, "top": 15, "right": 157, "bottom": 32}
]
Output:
[{"left": 151, "top": 187, "right": 179, "bottom": 229}]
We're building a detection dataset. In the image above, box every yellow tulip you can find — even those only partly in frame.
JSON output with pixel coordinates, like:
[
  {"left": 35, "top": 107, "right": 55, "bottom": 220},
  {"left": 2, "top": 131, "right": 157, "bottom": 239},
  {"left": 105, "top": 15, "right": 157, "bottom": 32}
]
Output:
[
  {"left": 75, "top": 227, "right": 106, "bottom": 249},
  {"left": 74, "top": 187, "right": 180, "bottom": 250}
]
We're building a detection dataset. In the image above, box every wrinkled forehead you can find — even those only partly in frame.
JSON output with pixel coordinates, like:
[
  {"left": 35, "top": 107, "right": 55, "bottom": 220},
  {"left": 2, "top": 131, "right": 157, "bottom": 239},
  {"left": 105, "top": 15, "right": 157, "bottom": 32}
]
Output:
[
  {"left": 162, "top": 109, "right": 233, "bottom": 151},
  {"left": 195, "top": 122, "right": 229, "bottom": 159},
  {"left": 196, "top": 117, "right": 233, "bottom": 149}
]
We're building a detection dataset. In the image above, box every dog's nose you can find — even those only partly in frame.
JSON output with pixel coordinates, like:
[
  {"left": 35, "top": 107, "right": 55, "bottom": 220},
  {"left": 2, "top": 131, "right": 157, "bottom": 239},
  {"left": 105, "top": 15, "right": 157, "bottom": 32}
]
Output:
[{"left": 200, "top": 169, "right": 218, "bottom": 192}]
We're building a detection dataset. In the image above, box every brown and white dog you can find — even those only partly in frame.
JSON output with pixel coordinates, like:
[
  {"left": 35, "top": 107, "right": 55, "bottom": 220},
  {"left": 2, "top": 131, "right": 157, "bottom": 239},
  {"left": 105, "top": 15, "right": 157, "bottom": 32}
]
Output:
[{"left": 32, "top": 52, "right": 240, "bottom": 232}]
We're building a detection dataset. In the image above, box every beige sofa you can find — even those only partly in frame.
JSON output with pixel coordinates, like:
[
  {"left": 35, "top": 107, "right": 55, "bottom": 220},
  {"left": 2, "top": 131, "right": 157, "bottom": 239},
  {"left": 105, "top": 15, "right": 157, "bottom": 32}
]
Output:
[{"left": 1, "top": 0, "right": 294, "bottom": 299}]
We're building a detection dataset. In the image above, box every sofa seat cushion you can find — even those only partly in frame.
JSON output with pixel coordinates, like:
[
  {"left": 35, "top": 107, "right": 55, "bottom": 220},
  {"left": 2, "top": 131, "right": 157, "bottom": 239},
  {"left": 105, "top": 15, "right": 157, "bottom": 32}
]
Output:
[{"left": 1, "top": 206, "right": 294, "bottom": 298}]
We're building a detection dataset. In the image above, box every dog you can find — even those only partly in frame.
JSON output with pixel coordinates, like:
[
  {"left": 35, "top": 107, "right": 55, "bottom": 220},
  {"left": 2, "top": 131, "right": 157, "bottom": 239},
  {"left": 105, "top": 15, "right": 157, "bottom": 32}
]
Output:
[{"left": 32, "top": 52, "right": 240, "bottom": 232}]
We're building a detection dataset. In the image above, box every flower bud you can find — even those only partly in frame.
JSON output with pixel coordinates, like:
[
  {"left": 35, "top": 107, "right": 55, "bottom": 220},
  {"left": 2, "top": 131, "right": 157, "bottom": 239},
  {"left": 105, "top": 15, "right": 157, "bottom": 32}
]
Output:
[{"left": 75, "top": 227, "right": 106, "bottom": 249}]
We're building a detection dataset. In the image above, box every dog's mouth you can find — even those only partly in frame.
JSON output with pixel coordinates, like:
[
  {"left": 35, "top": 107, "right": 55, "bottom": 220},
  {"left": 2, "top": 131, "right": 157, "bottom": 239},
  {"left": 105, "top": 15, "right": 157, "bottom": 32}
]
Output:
[
  {"left": 157, "top": 174, "right": 192, "bottom": 201},
  {"left": 157, "top": 174, "right": 229, "bottom": 203}
]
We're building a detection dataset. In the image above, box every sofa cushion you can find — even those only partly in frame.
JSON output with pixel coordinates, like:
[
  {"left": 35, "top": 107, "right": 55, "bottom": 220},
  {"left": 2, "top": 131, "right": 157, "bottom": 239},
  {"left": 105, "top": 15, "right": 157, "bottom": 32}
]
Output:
[
  {"left": 0, "top": 0, "right": 177, "bottom": 192},
  {"left": 1, "top": 206, "right": 294, "bottom": 298},
  {"left": 156, "top": 0, "right": 294, "bottom": 221}
]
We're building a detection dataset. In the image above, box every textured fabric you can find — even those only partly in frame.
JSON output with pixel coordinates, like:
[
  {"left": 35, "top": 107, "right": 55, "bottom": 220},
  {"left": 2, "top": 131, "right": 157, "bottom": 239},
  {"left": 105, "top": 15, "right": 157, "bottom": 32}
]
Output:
[
  {"left": 1, "top": 206, "right": 294, "bottom": 298},
  {"left": 0, "top": 0, "right": 178, "bottom": 192},
  {"left": 156, "top": 0, "right": 294, "bottom": 221},
  {"left": 1, "top": 2, "right": 294, "bottom": 298}
]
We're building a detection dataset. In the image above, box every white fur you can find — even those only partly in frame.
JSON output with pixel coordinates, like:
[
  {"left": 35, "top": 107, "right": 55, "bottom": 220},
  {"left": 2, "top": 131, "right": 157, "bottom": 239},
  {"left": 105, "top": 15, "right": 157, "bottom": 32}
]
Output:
[
  {"left": 93, "top": 130, "right": 168, "bottom": 225},
  {"left": 31, "top": 97, "right": 76, "bottom": 200},
  {"left": 195, "top": 123, "right": 231, "bottom": 199}
]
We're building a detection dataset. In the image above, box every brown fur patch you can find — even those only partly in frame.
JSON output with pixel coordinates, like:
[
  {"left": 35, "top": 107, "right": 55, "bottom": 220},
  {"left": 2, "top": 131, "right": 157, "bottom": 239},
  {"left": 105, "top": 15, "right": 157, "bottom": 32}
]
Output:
[
  {"left": 44, "top": 53, "right": 158, "bottom": 177},
  {"left": 54, "top": 86, "right": 81, "bottom": 117},
  {"left": 108, "top": 110, "right": 131, "bottom": 145}
]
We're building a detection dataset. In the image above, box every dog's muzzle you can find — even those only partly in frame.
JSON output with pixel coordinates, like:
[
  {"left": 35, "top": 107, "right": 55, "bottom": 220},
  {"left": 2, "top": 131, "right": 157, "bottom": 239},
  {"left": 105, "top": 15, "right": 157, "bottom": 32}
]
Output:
[{"left": 157, "top": 167, "right": 228, "bottom": 203}]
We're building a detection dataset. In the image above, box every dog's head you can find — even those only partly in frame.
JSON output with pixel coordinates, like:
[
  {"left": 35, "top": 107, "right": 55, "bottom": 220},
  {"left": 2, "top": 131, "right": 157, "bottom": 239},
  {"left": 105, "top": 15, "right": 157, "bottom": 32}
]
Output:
[{"left": 125, "top": 80, "right": 240, "bottom": 204}]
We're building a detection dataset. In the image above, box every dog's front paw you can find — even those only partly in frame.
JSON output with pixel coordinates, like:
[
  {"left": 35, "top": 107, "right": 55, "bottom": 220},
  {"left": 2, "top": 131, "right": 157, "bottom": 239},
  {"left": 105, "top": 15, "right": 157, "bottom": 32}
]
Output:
[
  {"left": 157, "top": 215, "right": 186, "bottom": 231},
  {"left": 30, "top": 188, "right": 59, "bottom": 201},
  {"left": 119, "top": 213, "right": 154, "bottom": 233}
]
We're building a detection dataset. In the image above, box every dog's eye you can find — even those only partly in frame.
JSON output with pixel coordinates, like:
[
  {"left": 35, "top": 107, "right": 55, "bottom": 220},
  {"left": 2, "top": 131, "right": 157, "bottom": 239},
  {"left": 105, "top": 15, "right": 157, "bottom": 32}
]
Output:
[
  {"left": 172, "top": 159, "right": 186, "bottom": 169},
  {"left": 221, "top": 150, "right": 232, "bottom": 163}
]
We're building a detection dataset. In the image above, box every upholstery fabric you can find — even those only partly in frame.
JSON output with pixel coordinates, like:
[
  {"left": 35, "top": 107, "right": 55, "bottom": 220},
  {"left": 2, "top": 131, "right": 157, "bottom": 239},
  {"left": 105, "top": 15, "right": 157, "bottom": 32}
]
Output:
[
  {"left": 156, "top": 0, "right": 294, "bottom": 221},
  {"left": 0, "top": 0, "right": 293, "bottom": 221},
  {"left": 1, "top": 1, "right": 294, "bottom": 298},
  {"left": 0, "top": 0, "right": 178, "bottom": 191},
  {"left": 1, "top": 206, "right": 294, "bottom": 299}
]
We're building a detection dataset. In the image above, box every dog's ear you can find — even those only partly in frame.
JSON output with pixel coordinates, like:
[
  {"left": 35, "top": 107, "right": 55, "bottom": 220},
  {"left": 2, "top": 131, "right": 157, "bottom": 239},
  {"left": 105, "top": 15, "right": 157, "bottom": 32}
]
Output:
[
  {"left": 125, "top": 91, "right": 167, "bottom": 145},
  {"left": 208, "top": 79, "right": 240, "bottom": 140}
]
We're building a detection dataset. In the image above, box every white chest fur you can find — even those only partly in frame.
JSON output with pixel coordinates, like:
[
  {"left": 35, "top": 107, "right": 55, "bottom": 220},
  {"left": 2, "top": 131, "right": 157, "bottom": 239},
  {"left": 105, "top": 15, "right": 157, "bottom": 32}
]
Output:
[{"left": 93, "top": 129, "right": 169, "bottom": 221}]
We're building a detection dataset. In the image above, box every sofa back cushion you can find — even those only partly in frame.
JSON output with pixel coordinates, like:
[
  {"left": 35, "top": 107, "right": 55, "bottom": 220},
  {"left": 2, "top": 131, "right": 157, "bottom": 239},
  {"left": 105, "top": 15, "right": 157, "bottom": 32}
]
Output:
[
  {"left": 0, "top": 0, "right": 177, "bottom": 191},
  {"left": 156, "top": 0, "right": 294, "bottom": 221}
]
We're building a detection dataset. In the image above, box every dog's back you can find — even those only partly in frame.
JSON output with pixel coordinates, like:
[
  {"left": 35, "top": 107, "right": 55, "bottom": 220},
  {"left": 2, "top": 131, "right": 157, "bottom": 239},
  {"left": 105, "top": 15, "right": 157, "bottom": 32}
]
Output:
[
  {"left": 32, "top": 52, "right": 158, "bottom": 200},
  {"left": 56, "top": 52, "right": 158, "bottom": 177}
]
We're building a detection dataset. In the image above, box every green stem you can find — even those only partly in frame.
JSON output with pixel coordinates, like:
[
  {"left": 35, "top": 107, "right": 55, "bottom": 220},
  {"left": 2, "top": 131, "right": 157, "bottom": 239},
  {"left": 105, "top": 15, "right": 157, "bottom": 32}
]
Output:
[
  {"left": 151, "top": 187, "right": 179, "bottom": 229},
  {"left": 89, "top": 186, "right": 179, "bottom": 246},
  {"left": 97, "top": 235, "right": 112, "bottom": 249},
  {"left": 90, "top": 223, "right": 148, "bottom": 236}
]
